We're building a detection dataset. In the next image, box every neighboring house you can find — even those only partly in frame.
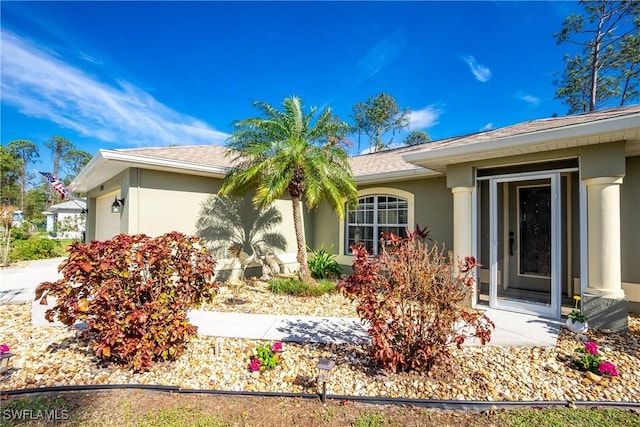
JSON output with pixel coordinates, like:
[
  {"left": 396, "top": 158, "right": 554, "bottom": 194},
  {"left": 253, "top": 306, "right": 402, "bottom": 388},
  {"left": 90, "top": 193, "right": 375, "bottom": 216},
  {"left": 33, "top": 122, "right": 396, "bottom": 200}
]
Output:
[
  {"left": 42, "top": 200, "right": 87, "bottom": 239},
  {"left": 70, "top": 105, "right": 640, "bottom": 330}
]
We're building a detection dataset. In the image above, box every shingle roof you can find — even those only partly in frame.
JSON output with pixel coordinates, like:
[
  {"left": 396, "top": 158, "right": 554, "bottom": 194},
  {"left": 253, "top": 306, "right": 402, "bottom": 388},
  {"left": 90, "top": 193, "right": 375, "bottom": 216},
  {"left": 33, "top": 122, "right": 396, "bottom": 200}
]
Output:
[
  {"left": 111, "top": 105, "right": 640, "bottom": 179},
  {"left": 118, "top": 145, "right": 234, "bottom": 169},
  {"left": 349, "top": 144, "right": 443, "bottom": 179},
  {"left": 415, "top": 104, "right": 640, "bottom": 153},
  {"left": 117, "top": 142, "right": 433, "bottom": 179}
]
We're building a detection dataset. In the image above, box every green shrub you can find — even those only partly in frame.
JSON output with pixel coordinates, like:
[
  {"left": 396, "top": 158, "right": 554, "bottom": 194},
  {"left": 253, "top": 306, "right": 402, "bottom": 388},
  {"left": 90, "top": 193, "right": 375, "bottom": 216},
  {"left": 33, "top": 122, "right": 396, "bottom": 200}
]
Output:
[
  {"left": 9, "top": 236, "right": 60, "bottom": 261},
  {"left": 307, "top": 245, "right": 343, "bottom": 279},
  {"left": 338, "top": 232, "right": 494, "bottom": 373},
  {"left": 36, "top": 232, "right": 218, "bottom": 372},
  {"left": 269, "top": 277, "right": 336, "bottom": 296}
]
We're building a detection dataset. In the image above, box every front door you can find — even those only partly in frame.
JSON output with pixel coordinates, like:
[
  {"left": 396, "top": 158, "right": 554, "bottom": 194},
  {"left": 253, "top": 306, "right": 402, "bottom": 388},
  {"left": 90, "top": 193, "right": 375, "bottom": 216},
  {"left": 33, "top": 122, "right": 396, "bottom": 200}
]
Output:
[{"left": 489, "top": 173, "right": 560, "bottom": 318}]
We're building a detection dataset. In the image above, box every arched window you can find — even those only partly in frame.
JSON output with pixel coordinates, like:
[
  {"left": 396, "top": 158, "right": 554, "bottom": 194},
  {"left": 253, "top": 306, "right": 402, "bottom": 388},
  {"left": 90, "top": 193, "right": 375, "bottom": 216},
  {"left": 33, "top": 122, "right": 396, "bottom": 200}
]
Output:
[{"left": 345, "top": 194, "right": 409, "bottom": 255}]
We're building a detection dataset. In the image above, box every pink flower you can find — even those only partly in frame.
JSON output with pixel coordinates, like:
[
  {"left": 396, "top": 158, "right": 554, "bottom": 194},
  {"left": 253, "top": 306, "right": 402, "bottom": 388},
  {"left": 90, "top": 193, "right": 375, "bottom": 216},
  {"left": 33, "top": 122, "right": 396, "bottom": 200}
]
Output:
[
  {"left": 598, "top": 361, "right": 618, "bottom": 376},
  {"left": 249, "top": 358, "right": 262, "bottom": 372},
  {"left": 272, "top": 342, "right": 283, "bottom": 353},
  {"left": 0, "top": 344, "right": 9, "bottom": 354},
  {"left": 585, "top": 341, "right": 598, "bottom": 355}
]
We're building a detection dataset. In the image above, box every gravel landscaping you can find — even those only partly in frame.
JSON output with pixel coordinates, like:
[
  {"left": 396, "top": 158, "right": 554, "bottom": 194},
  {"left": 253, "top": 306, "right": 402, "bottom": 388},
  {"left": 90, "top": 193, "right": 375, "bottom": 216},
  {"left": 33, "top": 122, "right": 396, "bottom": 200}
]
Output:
[{"left": 1, "top": 283, "right": 639, "bottom": 404}]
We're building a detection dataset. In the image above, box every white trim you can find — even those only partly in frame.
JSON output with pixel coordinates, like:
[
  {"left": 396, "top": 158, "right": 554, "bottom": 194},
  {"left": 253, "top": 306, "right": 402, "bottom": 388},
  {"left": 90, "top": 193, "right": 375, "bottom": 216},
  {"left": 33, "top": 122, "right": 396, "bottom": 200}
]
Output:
[
  {"left": 70, "top": 149, "right": 229, "bottom": 193},
  {"left": 503, "top": 183, "right": 509, "bottom": 290},
  {"left": 339, "top": 187, "right": 415, "bottom": 258},
  {"left": 402, "top": 113, "right": 639, "bottom": 169},
  {"left": 579, "top": 163, "right": 588, "bottom": 294},
  {"left": 471, "top": 177, "right": 478, "bottom": 308},
  {"left": 476, "top": 167, "right": 579, "bottom": 181},
  {"left": 488, "top": 173, "right": 560, "bottom": 319},
  {"left": 355, "top": 169, "right": 441, "bottom": 185},
  {"left": 566, "top": 174, "right": 573, "bottom": 297}
]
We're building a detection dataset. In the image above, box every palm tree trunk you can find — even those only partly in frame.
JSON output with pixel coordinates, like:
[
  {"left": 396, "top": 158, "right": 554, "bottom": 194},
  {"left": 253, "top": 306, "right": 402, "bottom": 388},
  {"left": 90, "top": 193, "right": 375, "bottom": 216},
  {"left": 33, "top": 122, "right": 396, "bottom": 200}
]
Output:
[{"left": 291, "top": 196, "right": 316, "bottom": 285}]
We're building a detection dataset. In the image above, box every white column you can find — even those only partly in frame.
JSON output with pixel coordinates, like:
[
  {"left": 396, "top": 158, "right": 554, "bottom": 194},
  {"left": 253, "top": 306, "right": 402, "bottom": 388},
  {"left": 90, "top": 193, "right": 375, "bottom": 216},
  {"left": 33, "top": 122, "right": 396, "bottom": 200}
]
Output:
[
  {"left": 584, "top": 176, "right": 625, "bottom": 298},
  {"left": 452, "top": 186, "right": 474, "bottom": 261}
]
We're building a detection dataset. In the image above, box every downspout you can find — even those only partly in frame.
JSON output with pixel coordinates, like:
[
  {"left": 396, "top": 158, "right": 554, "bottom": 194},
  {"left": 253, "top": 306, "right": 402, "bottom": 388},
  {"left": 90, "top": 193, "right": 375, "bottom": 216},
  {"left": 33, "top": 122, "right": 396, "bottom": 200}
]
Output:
[{"left": 136, "top": 168, "right": 141, "bottom": 234}]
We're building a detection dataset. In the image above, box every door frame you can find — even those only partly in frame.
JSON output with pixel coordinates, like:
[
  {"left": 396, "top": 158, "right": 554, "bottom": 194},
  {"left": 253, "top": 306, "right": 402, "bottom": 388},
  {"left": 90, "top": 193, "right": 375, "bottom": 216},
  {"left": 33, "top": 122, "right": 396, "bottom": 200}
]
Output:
[{"left": 488, "top": 172, "right": 561, "bottom": 319}]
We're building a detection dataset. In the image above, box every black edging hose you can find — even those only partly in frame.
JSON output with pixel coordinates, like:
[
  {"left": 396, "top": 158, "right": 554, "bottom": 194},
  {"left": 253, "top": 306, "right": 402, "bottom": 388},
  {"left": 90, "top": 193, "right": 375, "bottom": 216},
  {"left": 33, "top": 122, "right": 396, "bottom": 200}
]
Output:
[{"left": 2, "top": 385, "right": 639, "bottom": 411}]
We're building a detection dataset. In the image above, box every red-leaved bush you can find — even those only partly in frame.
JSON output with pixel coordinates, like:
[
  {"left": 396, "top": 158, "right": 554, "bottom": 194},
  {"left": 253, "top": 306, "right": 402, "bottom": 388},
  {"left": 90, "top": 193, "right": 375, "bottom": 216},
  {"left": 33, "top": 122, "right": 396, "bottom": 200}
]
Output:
[
  {"left": 35, "top": 232, "right": 218, "bottom": 372},
  {"left": 338, "top": 232, "right": 494, "bottom": 373}
]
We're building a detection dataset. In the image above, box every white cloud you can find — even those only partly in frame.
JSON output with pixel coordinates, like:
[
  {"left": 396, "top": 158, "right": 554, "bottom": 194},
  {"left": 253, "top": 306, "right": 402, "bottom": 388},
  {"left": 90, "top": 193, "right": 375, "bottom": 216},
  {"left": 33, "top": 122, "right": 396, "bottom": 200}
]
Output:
[
  {"left": 461, "top": 55, "right": 492, "bottom": 82},
  {"left": 0, "top": 30, "right": 229, "bottom": 147},
  {"left": 518, "top": 93, "right": 541, "bottom": 106},
  {"left": 480, "top": 123, "right": 494, "bottom": 131},
  {"left": 354, "top": 28, "right": 407, "bottom": 83},
  {"left": 408, "top": 105, "right": 442, "bottom": 130}
]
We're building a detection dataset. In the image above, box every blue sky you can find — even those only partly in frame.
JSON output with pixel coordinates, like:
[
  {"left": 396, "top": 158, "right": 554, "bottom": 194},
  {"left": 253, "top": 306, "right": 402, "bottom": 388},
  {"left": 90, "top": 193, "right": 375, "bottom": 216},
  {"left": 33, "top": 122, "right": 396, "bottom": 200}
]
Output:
[{"left": 1, "top": 1, "right": 584, "bottom": 173}]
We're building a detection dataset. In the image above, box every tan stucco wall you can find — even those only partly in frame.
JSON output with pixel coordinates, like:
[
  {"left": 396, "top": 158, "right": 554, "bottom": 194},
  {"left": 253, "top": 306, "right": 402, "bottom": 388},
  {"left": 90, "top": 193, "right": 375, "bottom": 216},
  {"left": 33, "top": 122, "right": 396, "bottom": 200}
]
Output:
[
  {"left": 581, "top": 141, "right": 626, "bottom": 180},
  {"left": 621, "top": 155, "right": 640, "bottom": 289},
  {"left": 86, "top": 168, "right": 301, "bottom": 276},
  {"left": 313, "top": 177, "right": 453, "bottom": 266},
  {"left": 85, "top": 170, "right": 130, "bottom": 241},
  {"left": 445, "top": 141, "right": 627, "bottom": 188},
  {"left": 127, "top": 169, "right": 220, "bottom": 237}
]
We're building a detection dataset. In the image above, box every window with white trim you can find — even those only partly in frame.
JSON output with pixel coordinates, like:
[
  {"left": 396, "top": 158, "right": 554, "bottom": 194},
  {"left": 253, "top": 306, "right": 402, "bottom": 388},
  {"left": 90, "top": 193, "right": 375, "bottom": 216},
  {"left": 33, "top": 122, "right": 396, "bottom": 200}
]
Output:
[{"left": 345, "top": 195, "right": 409, "bottom": 255}]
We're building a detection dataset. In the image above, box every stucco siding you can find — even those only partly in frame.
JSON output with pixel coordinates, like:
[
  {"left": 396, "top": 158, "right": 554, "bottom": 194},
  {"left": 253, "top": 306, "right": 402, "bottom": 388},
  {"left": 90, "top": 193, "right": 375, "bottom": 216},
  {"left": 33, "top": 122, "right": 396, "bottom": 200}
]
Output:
[
  {"left": 132, "top": 169, "right": 220, "bottom": 237},
  {"left": 621, "top": 155, "right": 640, "bottom": 301},
  {"left": 399, "top": 177, "right": 453, "bottom": 247},
  {"left": 86, "top": 170, "right": 130, "bottom": 241},
  {"left": 320, "top": 177, "right": 453, "bottom": 266}
]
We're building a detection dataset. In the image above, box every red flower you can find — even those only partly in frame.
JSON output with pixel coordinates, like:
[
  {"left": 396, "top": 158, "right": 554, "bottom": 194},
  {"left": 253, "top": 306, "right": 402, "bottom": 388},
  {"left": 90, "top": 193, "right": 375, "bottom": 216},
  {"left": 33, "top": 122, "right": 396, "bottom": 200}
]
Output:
[
  {"left": 585, "top": 341, "right": 598, "bottom": 355},
  {"left": 598, "top": 361, "right": 618, "bottom": 376}
]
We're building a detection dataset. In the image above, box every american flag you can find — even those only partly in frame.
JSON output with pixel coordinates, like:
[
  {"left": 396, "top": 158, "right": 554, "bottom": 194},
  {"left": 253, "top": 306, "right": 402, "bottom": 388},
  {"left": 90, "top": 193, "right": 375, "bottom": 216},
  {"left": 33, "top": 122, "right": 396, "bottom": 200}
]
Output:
[{"left": 38, "top": 171, "right": 68, "bottom": 200}]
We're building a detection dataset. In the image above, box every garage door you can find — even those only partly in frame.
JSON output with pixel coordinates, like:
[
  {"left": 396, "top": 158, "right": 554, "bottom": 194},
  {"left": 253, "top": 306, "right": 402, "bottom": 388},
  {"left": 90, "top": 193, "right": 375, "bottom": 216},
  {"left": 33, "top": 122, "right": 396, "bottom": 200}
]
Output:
[{"left": 96, "top": 192, "right": 121, "bottom": 241}]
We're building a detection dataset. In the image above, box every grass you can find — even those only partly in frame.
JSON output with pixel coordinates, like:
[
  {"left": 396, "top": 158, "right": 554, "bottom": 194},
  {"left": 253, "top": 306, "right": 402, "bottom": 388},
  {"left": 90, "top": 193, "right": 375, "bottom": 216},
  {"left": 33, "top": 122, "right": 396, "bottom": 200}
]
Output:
[
  {"left": 268, "top": 277, "right": 336, "bottom": 296},
  {"left": 0, "top": 395, "right": 71, "bottom": 425},
  {"left": 495, "top": 407, "right": 640, "bottom": 427},
  {"left": 354, "top": 411, "right": 387, "bottom": 427},
  {"left": 53, "top": 238, "right": 76, "bottom": 257},
  {"left": 139, "top": 407, "right": 230, "bottom": 427},
  {"left": 1, "top": 393, "right": 639, "bottom": 427}
]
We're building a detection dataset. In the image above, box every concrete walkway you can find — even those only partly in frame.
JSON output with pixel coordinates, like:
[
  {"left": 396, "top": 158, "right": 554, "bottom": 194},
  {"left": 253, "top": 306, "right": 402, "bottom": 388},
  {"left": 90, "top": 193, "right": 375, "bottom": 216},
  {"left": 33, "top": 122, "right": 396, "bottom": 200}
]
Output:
[{"left": 1, "top": 258, "right": 562, "bottom": 347}]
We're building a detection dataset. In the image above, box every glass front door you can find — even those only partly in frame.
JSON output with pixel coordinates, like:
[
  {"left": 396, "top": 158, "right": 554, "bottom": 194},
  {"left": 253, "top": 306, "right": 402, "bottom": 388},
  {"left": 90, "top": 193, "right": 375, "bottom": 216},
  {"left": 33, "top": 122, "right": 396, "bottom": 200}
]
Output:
[{"left": 488, "top": 173, "right": 561, "bottom": 318}]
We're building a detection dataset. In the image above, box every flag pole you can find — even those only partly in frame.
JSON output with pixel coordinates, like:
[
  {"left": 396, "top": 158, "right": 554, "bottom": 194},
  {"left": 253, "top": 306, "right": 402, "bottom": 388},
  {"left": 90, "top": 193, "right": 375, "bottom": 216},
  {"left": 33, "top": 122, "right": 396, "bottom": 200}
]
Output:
[{"left": 35, "top": 170, "right": 87, "bottom": 212}]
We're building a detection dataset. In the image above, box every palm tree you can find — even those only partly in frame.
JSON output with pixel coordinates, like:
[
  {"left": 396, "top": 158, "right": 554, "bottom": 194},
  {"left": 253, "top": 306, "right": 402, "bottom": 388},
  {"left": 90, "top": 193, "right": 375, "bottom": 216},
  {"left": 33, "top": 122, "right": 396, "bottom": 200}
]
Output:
[{"left": 220, "top": 96, "right": 357, "bottom": 285}]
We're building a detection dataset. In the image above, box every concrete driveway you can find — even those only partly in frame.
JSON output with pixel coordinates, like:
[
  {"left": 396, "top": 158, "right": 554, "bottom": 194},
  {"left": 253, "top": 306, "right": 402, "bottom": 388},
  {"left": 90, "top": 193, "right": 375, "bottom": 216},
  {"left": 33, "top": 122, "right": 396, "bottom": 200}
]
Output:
[{"left": 0, "top": 257, "right": 65, "bottom": 304}]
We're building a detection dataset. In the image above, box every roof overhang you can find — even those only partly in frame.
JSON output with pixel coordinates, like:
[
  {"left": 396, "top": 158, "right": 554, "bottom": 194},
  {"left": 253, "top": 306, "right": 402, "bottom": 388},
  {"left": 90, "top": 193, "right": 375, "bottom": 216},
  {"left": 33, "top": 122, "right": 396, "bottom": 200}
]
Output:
[
  {"left": 402, "top": 113, "right": 640, "bottom": 172},
  {"left": 69, "top": 149, "right": 230, "bottom": 193},
  {"left": 354, "top": 168, "right": 442, "bottom": 185}
]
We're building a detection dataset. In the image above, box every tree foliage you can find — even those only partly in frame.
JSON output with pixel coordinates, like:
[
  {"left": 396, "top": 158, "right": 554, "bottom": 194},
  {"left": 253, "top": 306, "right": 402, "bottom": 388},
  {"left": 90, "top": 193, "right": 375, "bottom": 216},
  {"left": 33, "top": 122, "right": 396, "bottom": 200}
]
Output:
[
  {"left": 7, "top": 140, "right": 39, "bottom": 211},
  {"left": 0, "top": 146, "right": 21, "bottom": 206},
  {"left": 403, "top": 130, "right": 431, "bottom": 146},
  {"left": 46, "top": 136, "right": 73, "bottom": 179},
  {"left": 4, "top": 136, "right": 91, "bottom": 223},
  {"left": 62, "top": 148, "right": 92, "bottom": 178},
  {"left": 220, "top": 96, "right": 357, "bottom": 285},
  {"left": 554, "top": 0, "right": 640, "bottom": 113},
  {"left": 351, "top": 93, "right": 410, "bottom": 152}
]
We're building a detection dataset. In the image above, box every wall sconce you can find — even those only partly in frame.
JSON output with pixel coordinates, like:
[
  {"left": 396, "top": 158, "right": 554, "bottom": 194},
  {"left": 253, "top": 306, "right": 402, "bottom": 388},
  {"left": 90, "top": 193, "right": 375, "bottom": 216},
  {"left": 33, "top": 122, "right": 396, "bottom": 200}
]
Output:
[
  {"left": 0, "top": 351, "right": 15, "bottom": 374},
  {"left": 315, "top": 358, "right": 335, "bottom": 403},
  {"left": 111, "top": 196, "right": 125, "bottom": 214}
]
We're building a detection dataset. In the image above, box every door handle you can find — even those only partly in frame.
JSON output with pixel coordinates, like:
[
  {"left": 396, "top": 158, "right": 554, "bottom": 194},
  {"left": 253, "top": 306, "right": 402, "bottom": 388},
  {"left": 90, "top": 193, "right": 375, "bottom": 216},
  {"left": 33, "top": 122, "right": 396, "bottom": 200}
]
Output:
[{"left": 509, "top": 231, "right": 514, "bottom": 256}]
